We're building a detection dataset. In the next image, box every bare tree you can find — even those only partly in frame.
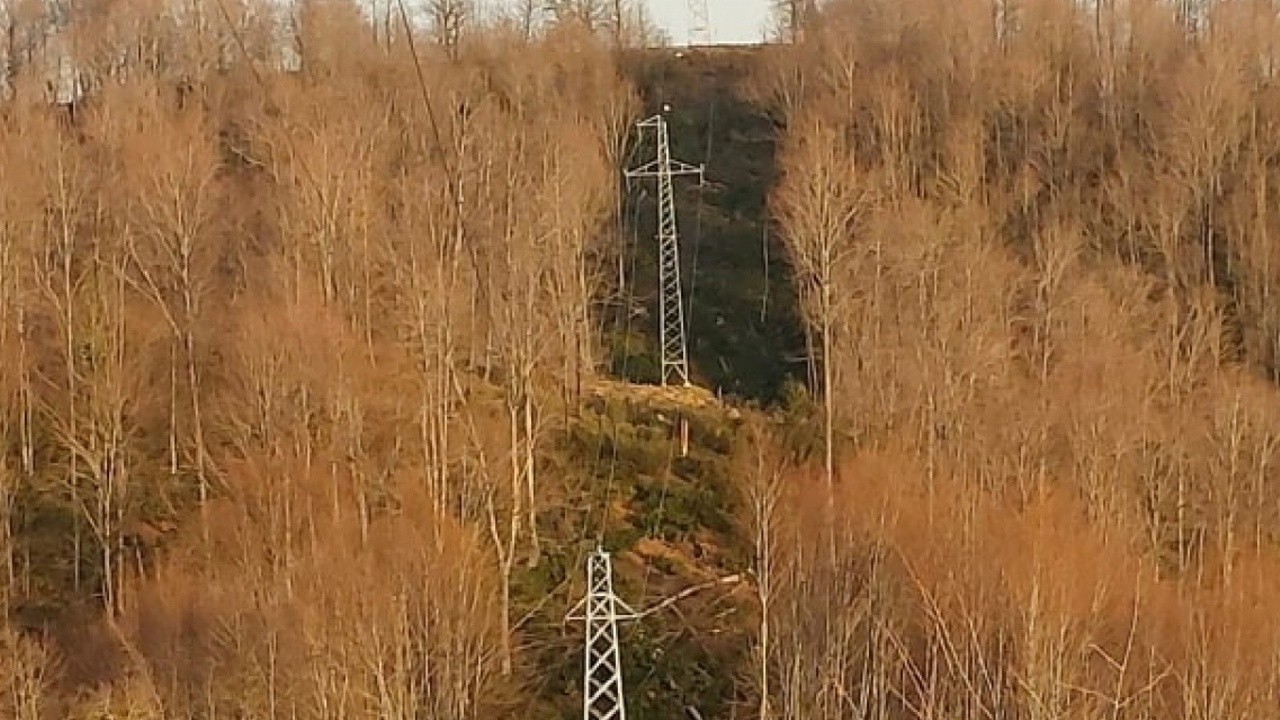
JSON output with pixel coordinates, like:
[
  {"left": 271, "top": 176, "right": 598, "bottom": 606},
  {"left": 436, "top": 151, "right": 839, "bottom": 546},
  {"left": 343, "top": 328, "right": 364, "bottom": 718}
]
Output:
[
  {"left": 119, "top": 89, "right": 220, "bottom": 540},
  {"left": 29, "top": 120, "right": 94, "bottom": 596},
  {"left": 771, "top": 0, "right": 816, "bottom": 42},
  {"left": 0, "top": 111, "right": 35, "bottom": 603},
  {"left": 0, "top": 623, "right": 50, "bottom": 720},
  {"left": 514, "top": 0, "right": 541, "bottom": 39},
  {"left": 774, "top": 112, "right": 865, "bottom": 494},
  {"left": 427, "top": 0, "right": 469, "bottom": 56},
  {"left": 740, "top": 420, "right": 786, "bottom": 720},
  {"left": 48, "top": 228, "right": 139, "bottom": 615},
  {"left": 545, "top": 0, "right": 606, "bottom": 32}
]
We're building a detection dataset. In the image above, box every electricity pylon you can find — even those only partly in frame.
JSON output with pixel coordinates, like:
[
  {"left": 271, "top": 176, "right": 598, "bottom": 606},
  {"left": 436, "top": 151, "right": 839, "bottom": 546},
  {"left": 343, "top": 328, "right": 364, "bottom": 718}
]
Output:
[
  {"left": 625, "top": 113, "right": 704, "bottom": 388},
  {"left": 688, "top": 0, "right": 711, "bottom": 45},
  {"left": 566, "top": 549, "right": 639, "bottom": 720},
  {"left": 566, "top": 547, "right": 743, "bottom": 720}
]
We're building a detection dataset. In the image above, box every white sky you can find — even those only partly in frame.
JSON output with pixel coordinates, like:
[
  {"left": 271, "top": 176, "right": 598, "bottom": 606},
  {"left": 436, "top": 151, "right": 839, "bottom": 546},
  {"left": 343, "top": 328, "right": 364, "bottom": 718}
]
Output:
[{"left": 647, "top": 0, "right": 773, "bottom": 44}]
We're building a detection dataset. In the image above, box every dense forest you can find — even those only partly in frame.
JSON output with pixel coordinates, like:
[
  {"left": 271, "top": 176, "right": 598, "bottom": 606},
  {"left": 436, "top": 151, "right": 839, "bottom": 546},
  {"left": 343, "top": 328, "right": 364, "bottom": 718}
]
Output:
[{"left": 4, "top": 0, "right": 1280, "bottom": 718}]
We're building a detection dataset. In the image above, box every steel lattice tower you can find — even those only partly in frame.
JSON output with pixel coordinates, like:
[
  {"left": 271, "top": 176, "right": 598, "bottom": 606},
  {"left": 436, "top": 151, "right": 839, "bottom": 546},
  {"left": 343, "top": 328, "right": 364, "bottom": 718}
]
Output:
[
  {"left": 567, "top": 549, "right": 639, "bottom": 720},
  {"left": 625, "top": 114, "right": 704, "bottom": 388},
  {"left": 688, "top": 0, "right": 711, "bottom": 45}
]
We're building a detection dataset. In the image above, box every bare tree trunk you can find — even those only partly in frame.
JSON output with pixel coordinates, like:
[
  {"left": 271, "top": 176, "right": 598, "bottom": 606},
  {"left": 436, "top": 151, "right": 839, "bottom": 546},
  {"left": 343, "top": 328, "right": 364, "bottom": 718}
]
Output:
[
  {"left": 750, "top": 428, "right": 783, "bottom": 720},
  {"left": 185, "top": 312, "right": 209, "bottom": 543},
  {"left": 485, "top": 406, "right": 522, "bottom": 678},
  {"left": 0, "top": 458, "right": 12, "bottom": 611},
  {"left": 523, "top": 389, "right": 541, "bottom": 567},
  {"left": 18, "top": 309, "right": 33, "bottom": 478},
  {"left": 821, "top": 284, "right": 834, "bottom": 495},
  {"left": 52, "top": 154, "right": 84, "bottom": 596},
  {"left": 168, "top": 339, "right": 179, "bottom": 477}
]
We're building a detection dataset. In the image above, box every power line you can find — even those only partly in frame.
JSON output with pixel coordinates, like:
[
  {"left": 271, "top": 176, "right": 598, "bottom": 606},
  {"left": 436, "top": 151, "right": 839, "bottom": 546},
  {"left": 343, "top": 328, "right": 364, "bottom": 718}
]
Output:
[
  {"left": 684, "top": 98, "right": 716, "bottom": 362},
  {"left": 591, "top": 195, "right": 646, "bottom": 549}
]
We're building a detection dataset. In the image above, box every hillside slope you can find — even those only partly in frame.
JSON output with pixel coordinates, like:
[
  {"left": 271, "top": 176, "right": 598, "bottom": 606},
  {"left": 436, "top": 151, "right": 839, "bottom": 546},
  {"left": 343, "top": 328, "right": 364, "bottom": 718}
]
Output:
[{"left": 519, "top": 381, "right": 755, "bottom": 719}]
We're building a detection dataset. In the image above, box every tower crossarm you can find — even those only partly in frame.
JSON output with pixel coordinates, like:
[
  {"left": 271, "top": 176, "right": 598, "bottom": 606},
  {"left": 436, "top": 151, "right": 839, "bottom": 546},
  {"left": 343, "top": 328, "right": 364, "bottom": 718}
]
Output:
[{"left": 625, "top": 159, "right": 704, "bottom": 179}]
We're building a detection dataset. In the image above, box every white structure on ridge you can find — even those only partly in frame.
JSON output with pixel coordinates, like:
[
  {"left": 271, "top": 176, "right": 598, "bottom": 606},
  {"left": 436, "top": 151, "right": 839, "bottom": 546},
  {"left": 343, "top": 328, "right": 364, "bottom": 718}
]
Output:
[{"left": 688, "top": 0, "right": 711, "bottom": 45}]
